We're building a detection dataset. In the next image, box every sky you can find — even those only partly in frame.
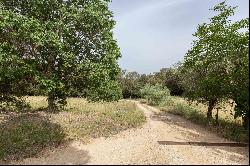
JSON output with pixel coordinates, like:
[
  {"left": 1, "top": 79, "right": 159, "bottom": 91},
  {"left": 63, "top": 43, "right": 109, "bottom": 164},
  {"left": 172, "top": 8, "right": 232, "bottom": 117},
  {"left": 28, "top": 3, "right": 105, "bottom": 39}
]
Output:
[{"left": 109, "top": 0, "right": 249, "bottom": 74}]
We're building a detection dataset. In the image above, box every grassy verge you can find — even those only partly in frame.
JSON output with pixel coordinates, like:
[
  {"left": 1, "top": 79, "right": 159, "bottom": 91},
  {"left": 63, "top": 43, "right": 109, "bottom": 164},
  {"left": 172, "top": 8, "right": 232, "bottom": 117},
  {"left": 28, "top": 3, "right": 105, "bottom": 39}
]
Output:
[
  {"left": 52, "top": 98, "right": 146, "bottom": 142},
  {"left": 0, "top": 97, "right": 146, "bottom": 161},
  {"left": 141, "top": 96, "right": 249, "bottom": 143}
]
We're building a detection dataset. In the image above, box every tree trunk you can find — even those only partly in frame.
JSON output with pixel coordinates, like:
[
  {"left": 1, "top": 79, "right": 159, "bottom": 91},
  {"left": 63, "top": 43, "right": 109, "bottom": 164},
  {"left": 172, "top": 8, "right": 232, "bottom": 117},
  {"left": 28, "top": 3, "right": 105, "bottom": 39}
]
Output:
[
  {"left": 48, "top": 92, "right": 56, "bottom": 111},
  {"left": 215, "top": 108, "right": 219, "bottom": 126},
  {"left": 242, "top": 115, "right": 249, "bottom": 130},
  {"left": 207, "top": 99, "right": 217, "bottom": 125}
]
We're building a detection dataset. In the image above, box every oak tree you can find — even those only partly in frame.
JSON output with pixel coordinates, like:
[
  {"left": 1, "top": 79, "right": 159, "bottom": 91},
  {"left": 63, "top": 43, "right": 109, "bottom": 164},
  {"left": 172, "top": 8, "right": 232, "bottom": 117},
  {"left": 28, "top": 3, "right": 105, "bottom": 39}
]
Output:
[{"left": 0, "top": 0, "right": 122, "bottom": 110}]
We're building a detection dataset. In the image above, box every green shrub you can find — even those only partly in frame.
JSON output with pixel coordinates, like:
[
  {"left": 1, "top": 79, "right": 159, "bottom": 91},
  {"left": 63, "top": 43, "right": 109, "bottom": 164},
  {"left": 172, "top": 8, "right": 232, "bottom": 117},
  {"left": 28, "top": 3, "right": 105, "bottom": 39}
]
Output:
[{"left": 140, "top": 83, "right": 170, "bottom": 105}]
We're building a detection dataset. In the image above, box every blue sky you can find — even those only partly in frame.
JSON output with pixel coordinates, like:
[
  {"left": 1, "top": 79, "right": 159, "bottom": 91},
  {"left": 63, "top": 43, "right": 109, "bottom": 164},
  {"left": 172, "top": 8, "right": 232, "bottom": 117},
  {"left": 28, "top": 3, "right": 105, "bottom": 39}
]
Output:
[{"left": 109, "top": 0, "right": 249, "bottom": 74}]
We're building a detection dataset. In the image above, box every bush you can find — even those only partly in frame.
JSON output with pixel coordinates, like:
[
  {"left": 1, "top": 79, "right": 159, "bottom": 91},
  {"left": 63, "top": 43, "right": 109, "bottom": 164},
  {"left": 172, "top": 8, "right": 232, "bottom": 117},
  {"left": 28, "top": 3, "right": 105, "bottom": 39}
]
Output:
[{"left": 140, "top": 84, "right": 170, "bottom": 105}]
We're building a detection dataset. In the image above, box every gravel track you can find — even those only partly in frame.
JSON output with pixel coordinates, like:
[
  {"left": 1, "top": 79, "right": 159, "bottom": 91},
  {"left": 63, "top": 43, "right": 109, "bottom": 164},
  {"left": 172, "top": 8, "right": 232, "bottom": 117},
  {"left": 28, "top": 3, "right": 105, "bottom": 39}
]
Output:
[{"left": 11, "top": 102, "right": 249, "bottom": 165}]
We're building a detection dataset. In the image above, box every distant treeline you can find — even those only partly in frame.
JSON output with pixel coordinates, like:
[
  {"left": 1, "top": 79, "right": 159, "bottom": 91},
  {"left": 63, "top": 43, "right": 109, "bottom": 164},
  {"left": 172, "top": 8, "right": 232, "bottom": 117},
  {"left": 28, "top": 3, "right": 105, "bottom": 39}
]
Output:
[{"left": 119, "top": 64, "right": 184, "bottom": 99}]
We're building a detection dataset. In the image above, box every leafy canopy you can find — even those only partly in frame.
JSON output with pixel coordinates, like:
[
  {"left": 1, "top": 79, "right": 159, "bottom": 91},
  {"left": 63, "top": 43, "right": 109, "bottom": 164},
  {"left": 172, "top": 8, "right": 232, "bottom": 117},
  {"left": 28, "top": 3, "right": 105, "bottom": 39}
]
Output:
[
  {"left": 0, "top": 0, "right": 122, "bottom": 109},
  {"left": 182, "top": 1, "right": 249, "bottom": 123}
]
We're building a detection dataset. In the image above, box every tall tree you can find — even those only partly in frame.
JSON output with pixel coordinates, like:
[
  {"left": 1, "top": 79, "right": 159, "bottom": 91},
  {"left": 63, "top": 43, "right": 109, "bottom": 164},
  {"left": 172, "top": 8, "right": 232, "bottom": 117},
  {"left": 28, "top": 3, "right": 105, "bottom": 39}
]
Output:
[
  {"left": 182, "top": 1, "right": 249, "bottom": 125},
  {"left": 227, "top": 17, "right": 249, "bottom": 129},
  {"left": 0, "top": 0, "right": 122, "bottom": 110}
]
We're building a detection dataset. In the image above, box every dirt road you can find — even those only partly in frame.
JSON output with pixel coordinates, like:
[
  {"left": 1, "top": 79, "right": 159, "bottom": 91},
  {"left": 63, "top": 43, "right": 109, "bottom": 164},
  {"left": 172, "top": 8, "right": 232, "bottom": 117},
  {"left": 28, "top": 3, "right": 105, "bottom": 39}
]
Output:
[{"left": 11, "top": 102, "right": 249, "bottom": 165}]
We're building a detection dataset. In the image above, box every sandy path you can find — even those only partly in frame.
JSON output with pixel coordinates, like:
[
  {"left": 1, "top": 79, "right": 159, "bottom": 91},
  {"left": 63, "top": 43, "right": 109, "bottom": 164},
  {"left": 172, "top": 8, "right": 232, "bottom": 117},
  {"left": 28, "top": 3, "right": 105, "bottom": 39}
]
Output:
[{"left": 11, "top": 102, "right": 249, "bottom": 165}]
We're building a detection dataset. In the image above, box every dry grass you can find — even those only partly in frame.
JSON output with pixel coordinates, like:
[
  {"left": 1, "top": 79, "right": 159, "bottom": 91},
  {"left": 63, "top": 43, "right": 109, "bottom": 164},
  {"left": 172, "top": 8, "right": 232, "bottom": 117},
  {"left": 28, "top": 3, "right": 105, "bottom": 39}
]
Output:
[
  {"left": 0, "top": 96, "right": 146, "bottom": 161},
  {"left": 142, "top": 96, "right": 248, "bottom": 143},
  {"left": 165, "top": 96, "right": 241, "bottom": 124},
  {"left": 24, "top": 96, "right": 48, "bottom": 110},
  {"left": 0, "top": 112, "right": 65, "bottom": 161},
  {"left": 51, "top": 98, "right": 146, "bottom": 142}
]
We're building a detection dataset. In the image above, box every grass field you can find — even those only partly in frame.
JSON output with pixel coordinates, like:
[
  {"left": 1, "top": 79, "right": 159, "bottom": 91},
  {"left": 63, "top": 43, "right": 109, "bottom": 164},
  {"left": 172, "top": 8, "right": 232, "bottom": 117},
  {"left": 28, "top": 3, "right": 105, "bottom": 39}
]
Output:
[
  {"left": 0, "top": 96, "right": 146, "bottom": 161},
  {"left": 141, "top": 96, "right": 248, "bottom": 143}
]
